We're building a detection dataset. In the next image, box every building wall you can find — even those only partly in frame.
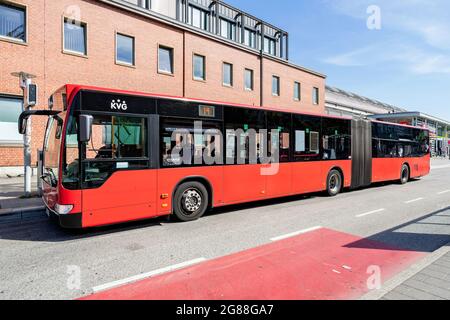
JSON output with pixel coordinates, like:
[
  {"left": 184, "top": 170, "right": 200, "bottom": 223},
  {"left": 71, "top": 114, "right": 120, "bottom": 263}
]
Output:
[
  {"left": 263, "top": 59, "right": 325, "bottom": 111},
  {"left": 0, "top": 0, "right": 326, "bottom": 168},
  {"left": 183, "top": 32, "right": 261, "bottom": 106}
]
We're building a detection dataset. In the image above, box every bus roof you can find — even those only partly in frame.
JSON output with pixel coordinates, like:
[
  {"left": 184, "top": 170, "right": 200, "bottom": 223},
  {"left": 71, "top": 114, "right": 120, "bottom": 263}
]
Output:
[
  {"left": 370, "top": 119, "right": 431, "bottom": 131},
  {"left": 64, "top": 84, "right": 353, "bottom": 121},
  {"left": 63, "top": 84, "right": 428, "bottom": 131}
]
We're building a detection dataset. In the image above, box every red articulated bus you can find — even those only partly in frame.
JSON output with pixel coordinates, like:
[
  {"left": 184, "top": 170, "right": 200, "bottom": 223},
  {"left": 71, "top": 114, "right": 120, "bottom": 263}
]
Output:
[{"left": 19, "top": 85, "right": 431, "bottom": 228}]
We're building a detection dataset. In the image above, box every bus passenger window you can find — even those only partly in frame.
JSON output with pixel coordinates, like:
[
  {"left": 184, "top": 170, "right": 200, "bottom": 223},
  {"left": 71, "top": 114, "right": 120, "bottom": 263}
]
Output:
[
  {"left": 81, "top": 115, "right": 148, "bottom": 188},
  {"left": 161, "top": 120, "right": 222, "bottom": 167},
  {"left": 267, "top": 111, "right": 291, "bottom": 163},
  {"left": 86, "top": 115, "right": 147, "bottom": 160},
  {"left": 321, "top": 118, "right": 351, "bottom": 160},
  {"left": 293, "top": 114, "right": 321, "bottom": 161}
]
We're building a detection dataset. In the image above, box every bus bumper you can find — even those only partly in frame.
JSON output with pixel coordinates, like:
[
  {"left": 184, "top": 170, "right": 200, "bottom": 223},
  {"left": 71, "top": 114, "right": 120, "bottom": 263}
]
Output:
[{"left": 46, "top": 207, "right": 82, "bottom": 229}]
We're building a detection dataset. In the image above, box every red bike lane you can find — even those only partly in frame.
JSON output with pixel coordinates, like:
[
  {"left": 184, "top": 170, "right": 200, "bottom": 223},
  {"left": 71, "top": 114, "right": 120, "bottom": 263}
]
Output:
[{"left": 81, "top": 228, "right": 425, "bottom": 300}]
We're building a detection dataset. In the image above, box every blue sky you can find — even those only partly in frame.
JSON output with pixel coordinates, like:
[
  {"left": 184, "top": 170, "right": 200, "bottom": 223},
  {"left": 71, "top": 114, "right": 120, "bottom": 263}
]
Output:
[{"left": 226, "top": 0, "right": 450, "bottom": 120}]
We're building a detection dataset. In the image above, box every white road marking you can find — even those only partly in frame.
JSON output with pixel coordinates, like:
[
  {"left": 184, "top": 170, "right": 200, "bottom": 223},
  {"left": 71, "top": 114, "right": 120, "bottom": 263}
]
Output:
[
  {"left": 355, "top": 208, "right": 386, "bottom": 218},
  {"left": 92, "top": 258, "right": 207, "bottom": 293},
  {"left": 270, "top": 226, "right": 322, "bottom": 242},
  {"left": 432, "top": 164, "right": 450, "bottom": 170},
  {"left": 404, "top": 197, "right": 424, "bottom": 204},
  {"left": 332, "top": 269, "right": 341, "bottom": 274},
  {"left": 342, "top": 265, "right": 352, "bottom": 270},
  {"left": 438, "top": 190, "right": 450, "bottom": 195}
]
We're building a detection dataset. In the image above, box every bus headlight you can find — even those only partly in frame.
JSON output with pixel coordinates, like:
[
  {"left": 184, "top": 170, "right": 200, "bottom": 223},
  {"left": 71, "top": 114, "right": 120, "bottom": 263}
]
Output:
[{"left": 55, "top": 203, "right": 74, "bottom": 215}]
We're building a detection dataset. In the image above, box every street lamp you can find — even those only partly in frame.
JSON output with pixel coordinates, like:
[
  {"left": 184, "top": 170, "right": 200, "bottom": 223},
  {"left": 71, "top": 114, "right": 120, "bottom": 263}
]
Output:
[{"left": 11, "top": 71, "right": 38, "bottom": 198}]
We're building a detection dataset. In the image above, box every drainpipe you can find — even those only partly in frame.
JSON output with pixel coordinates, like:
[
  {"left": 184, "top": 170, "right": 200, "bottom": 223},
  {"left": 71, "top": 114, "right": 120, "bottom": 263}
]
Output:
[
  {"left": 183, "top": 30, "right": 186, "bottom": 98},
  {"left": 256, "top": 21, "right": 264, "bottom": 107}
]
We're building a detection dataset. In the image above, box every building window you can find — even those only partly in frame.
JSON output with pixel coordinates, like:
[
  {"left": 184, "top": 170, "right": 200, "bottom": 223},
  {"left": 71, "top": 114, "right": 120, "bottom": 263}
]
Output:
[
  {"left": 0, "top": 96, "right": 23, "bottom": 145},
  {"left": 0, "top": 3, "right": 25, "bottom": 42},
  {"left": 189, "top": 5, "right": 208, "bottom": 30},
  {"left": 244, "top": 69, "right": 254, "bottom": 91},
  {"left": 244, "top": 29, "right": 256, "bottom": 48},
  {"left": 272, "top": 76, "right": 280, "bottom": 96},
  {"left": 193, "top": 54, "right": 206, "bottom": 81},
  {"left": 222, "top": 63, "right": 233, "bottom": 87},
  {"left": 158, "top": 46, "right": 174, "bottom": 74},
  {"left": 150, "top": 0, "right": 177, "bottom": 19},
  {"left": 264, "top": 37, "right": 276, "bottom": 55},
  {"left": 116, "top": 33, "right": 135, "bottom": 66},
  {"left": 63, "top": 18, "right": 87, "bottom": 55},
  {"left": 294, "top": 82, "right": 301, "bottom": 101},
  {"left": 123, "top": 0, "right": 147, "bottom": 9},
  {"left": 313, "top": 87, "right": 319, "bottom": 105},
  {"left": 220, "top": 18, "right": 235, "bottom": 40}
]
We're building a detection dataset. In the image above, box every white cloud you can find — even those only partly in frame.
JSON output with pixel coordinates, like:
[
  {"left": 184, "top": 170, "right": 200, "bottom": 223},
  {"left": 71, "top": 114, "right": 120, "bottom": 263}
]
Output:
[
  {"left": 322, "top": 0, "right": 450, "bottom": 75},
  {"left": 324, "top": 0, "right": 450, "bottom": 50},
  {"left": 324, "top": 42, "right": 450, "bottom": 75},
  {"left": 323, "top": 46, "right": 373, "bottom": 67},
  {"left": 388, "top": 45, "right": 450, "bottom": 74}
]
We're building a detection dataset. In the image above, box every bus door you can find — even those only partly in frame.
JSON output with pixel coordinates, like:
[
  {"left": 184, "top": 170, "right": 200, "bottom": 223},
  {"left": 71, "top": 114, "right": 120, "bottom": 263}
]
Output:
[
  {"left": 80, "top": 113, "right": 157, "bottom": 227},
  {"left": 222, "top": 108, "right": 266, "bottom": 203},
  {"left": 265, "top": 111, "right": 293, "bottom": 197},
  {"left": 291, "top": 114, "right": 324, "bottom": 194}
]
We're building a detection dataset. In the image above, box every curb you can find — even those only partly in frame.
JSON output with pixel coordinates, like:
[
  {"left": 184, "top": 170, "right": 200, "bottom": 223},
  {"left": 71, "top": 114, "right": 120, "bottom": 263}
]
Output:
[{"left": 0, "top": 206, "right": 46, "bottom": 221}]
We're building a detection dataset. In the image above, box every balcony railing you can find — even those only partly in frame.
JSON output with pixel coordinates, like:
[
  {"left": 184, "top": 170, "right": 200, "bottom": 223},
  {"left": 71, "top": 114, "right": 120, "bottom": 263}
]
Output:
[{"left": 118, "top": 0, "right": 289, "bottom": 60}]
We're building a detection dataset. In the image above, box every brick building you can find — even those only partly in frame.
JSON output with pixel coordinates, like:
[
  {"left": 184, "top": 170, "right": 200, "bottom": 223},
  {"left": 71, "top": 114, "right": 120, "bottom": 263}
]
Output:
[{"left": 0, "top": 0, "right": 326, "bottom": 174}]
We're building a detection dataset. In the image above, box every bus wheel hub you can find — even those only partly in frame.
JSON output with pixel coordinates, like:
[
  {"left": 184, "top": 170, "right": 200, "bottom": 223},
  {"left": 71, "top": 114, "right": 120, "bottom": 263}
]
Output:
[{"left": 182, "top": 189, "right": 202, "bottom": 213}]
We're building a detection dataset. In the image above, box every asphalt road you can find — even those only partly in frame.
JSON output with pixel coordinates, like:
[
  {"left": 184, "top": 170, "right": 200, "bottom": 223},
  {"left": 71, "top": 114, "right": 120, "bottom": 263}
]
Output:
[{"left": 1, "top": 162, "right": 450, "bottom": 300}]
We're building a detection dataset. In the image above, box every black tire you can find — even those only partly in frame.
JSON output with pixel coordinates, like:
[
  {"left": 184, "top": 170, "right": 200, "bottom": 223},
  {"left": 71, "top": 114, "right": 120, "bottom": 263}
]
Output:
[
  {"left": 400, "top": 164, "right": 410, "bottom": 185},
  {"left": 327, "top": 169, "right": 343, "bottom": 197},
  {"left": 173, "top": 181, "right": 209, "bottom": 222}
]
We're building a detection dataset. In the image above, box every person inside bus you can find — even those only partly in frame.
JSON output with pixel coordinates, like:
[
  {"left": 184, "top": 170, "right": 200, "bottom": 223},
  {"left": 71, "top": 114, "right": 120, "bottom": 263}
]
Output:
[
  {"left": 398, "top": 145, "right": 404, "bottom": 158},
  {"left": 63, "top": 158, "right": 79, "bottom": 183}
]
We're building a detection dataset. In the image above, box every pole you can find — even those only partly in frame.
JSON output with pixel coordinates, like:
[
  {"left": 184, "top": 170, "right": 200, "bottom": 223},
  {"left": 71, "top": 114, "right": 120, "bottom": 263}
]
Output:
[
  {"left": 23, "top": 78, "right": 32, "bottom": 197},
  {"left": 11, "top": 71, "right": 36, "bottom": 198}
]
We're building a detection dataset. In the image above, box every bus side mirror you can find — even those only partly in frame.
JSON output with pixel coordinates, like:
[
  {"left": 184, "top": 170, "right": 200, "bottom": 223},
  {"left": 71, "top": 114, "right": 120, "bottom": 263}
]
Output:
[{"left": 79, "top": 115, "right": 93, "bottom": 143}]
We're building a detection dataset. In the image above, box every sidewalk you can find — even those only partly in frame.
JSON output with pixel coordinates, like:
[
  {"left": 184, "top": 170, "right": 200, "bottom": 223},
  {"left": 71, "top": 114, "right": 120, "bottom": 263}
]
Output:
[
  {"left": 431, "top": 157, "right": 450, "bottom": 170},
  {"left": 362, "top": 241, "right": 450, "bottom": 300},
  {"left": 0, "top": 177, "right": 44, "bottom": 217}
]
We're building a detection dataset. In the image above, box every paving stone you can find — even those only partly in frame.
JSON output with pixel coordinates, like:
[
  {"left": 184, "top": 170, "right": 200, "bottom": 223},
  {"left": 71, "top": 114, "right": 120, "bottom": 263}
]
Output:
[
  {"left": 412, "top": 273, "right": 450, "bottom": 290},
  {"left": 393, "top": 285, "right": 444, "bottom": 300},
  {"left": 403, "top": 279, "right": 450, "bottom": 299},
  {"left": 383, "top": 291, "right": 414, "bottom": 300},
  {"left": 426, "top": 264, "right": 450, "bottom": 275},
  {"left": 421, "top": 268, "right": 450, "bottom": 282}
]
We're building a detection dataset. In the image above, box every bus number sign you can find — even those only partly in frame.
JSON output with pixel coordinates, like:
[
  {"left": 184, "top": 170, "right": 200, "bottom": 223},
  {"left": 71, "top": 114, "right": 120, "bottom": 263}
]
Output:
[{"left": 199, "top": 105, "right": 215, "bottom": 118}]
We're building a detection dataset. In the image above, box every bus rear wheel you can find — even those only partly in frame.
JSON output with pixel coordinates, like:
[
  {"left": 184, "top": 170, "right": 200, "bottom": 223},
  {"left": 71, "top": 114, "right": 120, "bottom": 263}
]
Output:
[
  {"left": 327, "top": 169, "right": 343, "bottom": 197},
  {"left": 173, "top": 182, "right": 209, "bottom": 222},
  {"left": 400, "top": 164, "right": 410, "bottom": 185}
]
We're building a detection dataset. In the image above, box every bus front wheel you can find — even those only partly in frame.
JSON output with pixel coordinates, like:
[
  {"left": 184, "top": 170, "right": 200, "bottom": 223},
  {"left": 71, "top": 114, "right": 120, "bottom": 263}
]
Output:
[
  {"left": 400, "top": 164, "right": 410, "bottom": 185},
  {"left": 327, "top": 169, "right": 343, "bottom": 197},
  {"left": 173, "top": 182, "right": 209, "bottom": 222}
]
